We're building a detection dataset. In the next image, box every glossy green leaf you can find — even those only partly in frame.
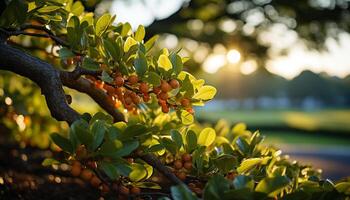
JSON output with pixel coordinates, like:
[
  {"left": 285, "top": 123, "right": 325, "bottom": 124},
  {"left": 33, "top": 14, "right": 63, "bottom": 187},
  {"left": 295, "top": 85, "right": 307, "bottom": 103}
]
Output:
[
  {"left": 95, "top": 13, "right": 111, "bottom": 36},
  {"left": 186, "top": 130, "right": 197, "bottom": 153},
  {"left": 157, "top": 54, "right": 172, "bottom": 71},
  {"left": 181, "top": 110, "right": 194, "bottom": 125},
  {"left": 82, "top": 57, "right": 100, "bottom": 71},
  {"left": 237, "top": 158, "right": 263, "bottom": 174},
  {"left": 100, "top": 161, "right": 119, "bottom": 180},
  {"left": 255, "top": 176, "right": 291, "bottom": 197},
  {"left": 145, "top": 72, "right": 161, "bottom": 86},
  {"left": 134, "top": 25, "right": 145, "bottom": 42},
  {"left": 101, "top": 70, "right": 113, "bottom": 84},
  {"left": 129, "top": 163, "right": 147, "bottom": 182},
  {"left": 50, "top": 133, "right": 73, "bottom": 153},
  {"left": 114, "top": 140, "right": 139, "bottom": 157},
  {"left": 203, "top": 175, "right": 230, "bottom": 200},
  {"left": 171, "top": 184, "right": 198, "bottom": 200},
  {"left": 134, "top": 51, "right": 148, "bottom": 76},
  {"left": 144, "top": 35, "right": 159, "bottom": 51},
  {"left": 233, "top": 175, "right": 254, "bottom": 191},
  {"left": 198, "top": 128, "right": 216, "bottom": 146},
  {"left": 91, "top": 120, "right": 106, "bottom": 150},
  {"left": 171, "top": 130, "right": 183, "bottom": 150},
  {"left": 192, "top": 85, "right": 217, "bottom": 101},
  {"left": 59, "top": 47, "right": 75, "bottom": 59}
]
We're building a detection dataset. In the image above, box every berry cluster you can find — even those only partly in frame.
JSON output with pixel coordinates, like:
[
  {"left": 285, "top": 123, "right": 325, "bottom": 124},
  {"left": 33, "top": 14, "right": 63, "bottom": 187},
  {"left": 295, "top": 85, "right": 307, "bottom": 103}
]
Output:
[
  {"left": 170, "top": 153, "right": 192, "bottom": 181},
  {"left": 86, "top": 71, "right": 194, "bottom": 114}
]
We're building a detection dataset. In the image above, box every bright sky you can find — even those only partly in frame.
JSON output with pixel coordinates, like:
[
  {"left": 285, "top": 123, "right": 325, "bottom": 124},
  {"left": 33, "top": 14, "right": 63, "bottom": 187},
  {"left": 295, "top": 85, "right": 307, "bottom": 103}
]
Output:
[{"left": 110, "top": 0, "right": 350, "bottom": 79}]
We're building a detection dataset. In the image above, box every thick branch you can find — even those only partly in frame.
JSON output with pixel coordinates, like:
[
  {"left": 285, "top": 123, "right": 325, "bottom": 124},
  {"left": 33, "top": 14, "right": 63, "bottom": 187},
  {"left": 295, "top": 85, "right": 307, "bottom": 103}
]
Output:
[
  {"left": 0, "top": 42, "right": 80, "bottom": 124},
  {"left": 140, "top": 153, "right": 183, "bottom": 185},
  {"left": 60, "top": 72, "right": 125, "bottom": 122}
]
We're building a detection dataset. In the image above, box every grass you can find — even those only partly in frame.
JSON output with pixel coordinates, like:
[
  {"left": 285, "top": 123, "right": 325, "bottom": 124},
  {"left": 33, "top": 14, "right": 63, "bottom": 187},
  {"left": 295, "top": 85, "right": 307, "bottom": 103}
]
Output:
[{"left": 197, "top": 109, "right": 350, "bottom": 133}]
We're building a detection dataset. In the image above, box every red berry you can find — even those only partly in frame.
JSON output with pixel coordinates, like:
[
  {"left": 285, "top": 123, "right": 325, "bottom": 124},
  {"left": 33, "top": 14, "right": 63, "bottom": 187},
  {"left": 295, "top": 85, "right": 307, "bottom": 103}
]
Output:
[
  {"left": 114, "top": 76, "right": 124, "bottom": 87},
  {"left": 184, "top": 162, "right": 192, "bottom": 170},
  {"left": 161, "top": 81, "right": 171, "bottom": 92},
  {"left": 174, "top": 160, "right": 183, "bottom": 169},
  {"left": 162, "top": 105, "right": 169, "bottom": 113},
  {"left": 159, "top": 92, "right": 168, "bottom": 101},
  {"left": 128, "top": 75, "right": 139, "bottom": 85},
  {"left": 181, "top": 98, "right": 190, "bottom": 107},
  {"left": 169, "top": 79, "right": 180, "bottom": 89},
  {"left": 139, "top": 82, "right": 149, "bottom": 93},
  {"left": 153, "top": 86, "right": 161, "bottom": 94},
  {"left": 143, "top": 94, "right": 150, "bottom": 102},
  {"left": 132, "top": 95, "right": 141, "bottom": 104},
  {"left": 182, "top": 153, "right": 192, "bottom": 162}
]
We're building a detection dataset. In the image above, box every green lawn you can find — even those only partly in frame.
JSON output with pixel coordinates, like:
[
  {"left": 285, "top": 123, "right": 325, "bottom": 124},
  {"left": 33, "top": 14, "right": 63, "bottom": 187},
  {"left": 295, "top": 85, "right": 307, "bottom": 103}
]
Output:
[{"left": 197, "top": 109, "right": 350, "bottom": 133}]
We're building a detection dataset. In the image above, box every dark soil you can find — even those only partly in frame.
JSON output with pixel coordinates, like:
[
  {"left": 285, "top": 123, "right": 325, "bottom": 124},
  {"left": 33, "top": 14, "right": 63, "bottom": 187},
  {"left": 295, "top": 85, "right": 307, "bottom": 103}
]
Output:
[{"left": 0, "top": 134, "right": 101, "bottom": 200}]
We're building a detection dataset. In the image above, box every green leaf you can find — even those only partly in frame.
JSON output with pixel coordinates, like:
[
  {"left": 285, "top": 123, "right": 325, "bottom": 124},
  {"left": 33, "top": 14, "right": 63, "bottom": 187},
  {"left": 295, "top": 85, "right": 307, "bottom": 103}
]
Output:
[
  {"left": 100, "top": 161, "right": 119, "bottom": 180},
  {"left": 181, "top": 110, "right": 194, "bottom": 125},
  {"left": 134, "top": 51, "right": 148, "bottom": 76},
  {"left": 129, "top": 163, "right": 148, "bottom": 182},
  {"left": 144, "top": 35, "right": 159, "bottom": 51},
  {"left": 59, "top": 47, "right": 75, "bottom": 59},
  {"left": 237, "top": 158, "right": 263, "bottom": 174},
  {"left": 95, "top": 13, "right": 111, "bottom": 36},
  {"left": 101, "top": 70, "right": 113, "bottom": 84},
  {"left": 71, "top": 1, "right": 84, "bottom": 16},
  {"left": 121, "top": 22, "right": 132, "bottom": 36},
  {"left": 186, "top": 130, "right": 197, "bottom": 153},
  {"left": 171, "top": 184, "right": 198, "bottom": 200},
  {"left": 170, "top": 53, "right": 183, "bottom": 75},
  {"left": 91, "top": 120, "right": 106, "bottom": 151},
  {"left": 145, "top": 72, "right": 161, "bottom": 86},
  {"left": 198, "top": 128, "right": 216, "bottom": 146},
  {"left": 124, "top": 36, "right": 137, "bottom": 52},
  {"left": 171, "top": 130, "right": 183, "bottom": 150},
  {"left": 157, "top": 54, "right": 172, "bottom": 71},
  {"left": 42, "top": 158, "right": 59, "bottom": 167},
  {"left": 134, "top": 25, "right": 145, "bottom": 42},
  {"left": 161, "top": 138, "right": 178, "bottom": 155},
  {"left": 192, "top": 85, "right": 217, "bottom": 101},
  {"left": 103, "top": 39, "right": 121, "bottom": 61},
  {"left": 233, "top": 175, "right": 254, "bottom": 191},
  {"left": 213, "top": 154, "right": 237, "bottom": 173},
  {"left": 114, "top": 140, "right": 139, "bottom": 157},
  {"left": 203, "top": 175, "right": 230, "bottom": 200},
  {"left": 82, "top": 57, "right": 100, "bottom": 71},
  {"left": 98, "top": 140, "right": 123, "bottom": 157},
  {"left": 50, "top": 133, "right": 73, "bottom": 153},
  {"left": 0, "top": 0, "right": 28, "bottom": 27},
  {"left": 255, "top": 176, "right": 291, "bottom": 197},
  {"left": 71, "top": 120, "right": 93, "bottom": 150},
  {"left": 134, "top": 182, "right": 161, "bottom": 189},
  {"left": 335, "top": 182, "right": 350, "bottom": 195},
  {"left": 120, "top": 124, "right": 148, "bottom": 140},
  {"left": 235, "top": 137, "right": 250, "bottom": 156},
  {"left": 37, "top": 6, "right": 60, "bottom": 13}
]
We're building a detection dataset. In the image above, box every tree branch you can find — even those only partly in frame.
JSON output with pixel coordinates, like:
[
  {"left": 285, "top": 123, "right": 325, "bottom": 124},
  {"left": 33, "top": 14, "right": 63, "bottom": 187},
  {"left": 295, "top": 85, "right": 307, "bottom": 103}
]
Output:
[
  {"left": 0, "top": 42, "right": 80, "bottom": 124},
  {"left": 60, "top": 72, "right": 125, "bottom": 122}
]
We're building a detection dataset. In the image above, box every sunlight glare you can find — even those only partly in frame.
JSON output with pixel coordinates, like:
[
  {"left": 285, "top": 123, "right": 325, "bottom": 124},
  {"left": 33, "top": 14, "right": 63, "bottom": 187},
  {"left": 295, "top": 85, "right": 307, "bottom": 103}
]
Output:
[
  {"left": 203, "top": 54, "right": 227, "bottom": 74},
  {"left": 227, "top": 49, "right": 241, "bottom": 64}
]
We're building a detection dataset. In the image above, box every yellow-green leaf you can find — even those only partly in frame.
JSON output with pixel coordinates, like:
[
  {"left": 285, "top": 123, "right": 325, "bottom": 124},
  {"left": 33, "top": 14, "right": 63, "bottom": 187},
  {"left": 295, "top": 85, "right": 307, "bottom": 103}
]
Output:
[
  {"left": 181, "top": 110, "right": 193, "bottom": 125},
  {"left": 124, "top": 37, "right": 137, "bottom": 52},
  {"left": 198, "top": 128, "right": 216, "bottom": 146},
  {"left": 129, "top": 163, "right": 147, "bottom": 182},
  {"left": 134, "top": 25, "right": 145, "bottom": 42},
  {"left": 157, "top": 54, "right": 172, "bottom": 71},
  {"left": 192, "top": 85, "right": 216, "bottom": 100},
  {"left": 95, "top": 13, "right": 111, "bottom": 36}
]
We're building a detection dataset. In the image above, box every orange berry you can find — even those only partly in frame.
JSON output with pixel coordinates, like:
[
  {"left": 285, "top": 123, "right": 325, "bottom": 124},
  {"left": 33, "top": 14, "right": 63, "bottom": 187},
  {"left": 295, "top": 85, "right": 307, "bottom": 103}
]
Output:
[
  {"left": 114, "top": 100, "right": 122, "bottom": 108},
  {"left": 67, "top": 58, "right": 74, "bottom": 65},
  {"left": 182, "top": 153, "right": 192, "bottom": 162},
  {"left": 226, "top": 172, "right": 236, "bottom": 180},
  {"left": 90, "top": 176, "right": 101, "bottom": 188},
  {"left": 159, "top": 92, "right": 168, "bottom": 101},
  {"left": 101, "top": 184, "right": 110, "bottom": 193},
  {"left": 181, "top": 98, "right": 190, "bottom": 107},
  {"left": 130, "top": 186, "right": 141, "bottom": 194},
  {"left": 184, "top": 162, "right": 192, "bottom": 170},
  {"left": 127, "top": 158, "right": 134, "bottom": 164},
  {"left": 114, "top": 76, "right": 124, "bottom": 87},
  {"left": 162, "top": 104, "right": 169, "bottom": 113},
  {"left": 128, "top": 75, "right": 139, "bottom": 85},
  {"left": 124, "top": 96, "right": 133, "bottom": 105},
  {"left": 139, "top": 82, "right": 149, "bottom": 93},
  {"left": 186, "top": 108, "right": 195, "bottom": 114},
  {"left": 71, "top": 164, "right": 81, "bottom": 177},
  {"left": 119, "top": 185, "right": 130, "bottom": 195},
  {"left": 143, "top": 94, "right": 150, "bottom": 102},
  {"left": 176, "top": 171, "right": 186, "bottom": 180},
  {"left": 161, "top": 81, "right": 171, "bottom": 92},
  {"left": 174, "top": 160, "right": 183, "bottom": 169},
  {"left": 153, "top": 86, "right": 161, "bottom": 94},
  {"left": 81, "top": 169, "right": 93, "bottom": 181},
  {"left": 104, "top": 84, "right": 114, "bottom": 95},
  {"left": 132, "top": 95, "right": 141, "bottom": 104},
  {"left": 169, "top": 79, "right": 180, "bottom": 89}
]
